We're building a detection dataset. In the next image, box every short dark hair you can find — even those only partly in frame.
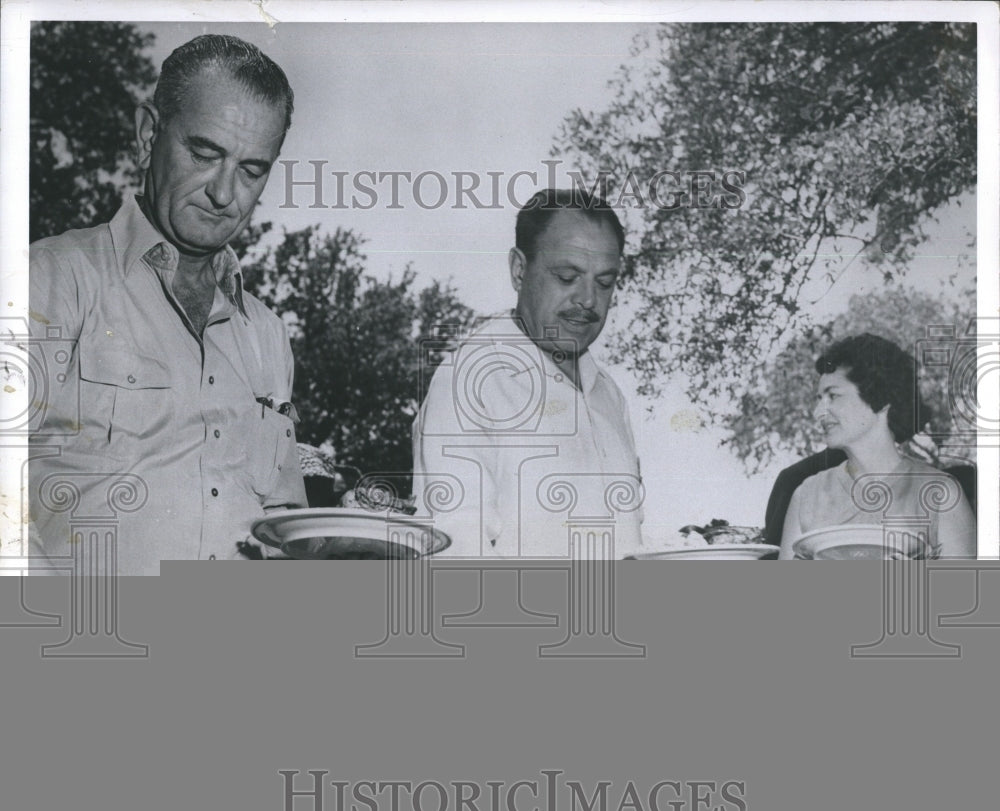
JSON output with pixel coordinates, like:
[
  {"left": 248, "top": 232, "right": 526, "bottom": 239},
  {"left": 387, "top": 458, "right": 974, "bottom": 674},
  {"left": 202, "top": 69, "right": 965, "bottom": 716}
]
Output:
[
  {"left": 153, "top": 34, "right": 294, "bottom": 133},
  {"left": 815, "top": 333, "right": 927, "bottom": 443},
  {"left": 515, "top": 188, "right": 625, "bottom": 260}
]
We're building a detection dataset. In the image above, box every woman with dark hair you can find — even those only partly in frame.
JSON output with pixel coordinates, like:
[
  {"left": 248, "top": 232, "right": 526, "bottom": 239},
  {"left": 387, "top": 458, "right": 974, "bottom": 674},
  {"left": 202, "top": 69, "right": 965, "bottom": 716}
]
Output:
[{"left": 778, "top": 333, "right": 975, "bottom": 559}]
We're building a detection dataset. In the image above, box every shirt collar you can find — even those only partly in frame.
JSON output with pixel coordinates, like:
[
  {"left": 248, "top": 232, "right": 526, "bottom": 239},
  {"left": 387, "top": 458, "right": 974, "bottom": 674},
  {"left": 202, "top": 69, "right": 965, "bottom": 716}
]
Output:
[
  {"left": 109, "top": 194, "right": 248, "bottom": 318},
  {"left": 481, "top": 311, "right": 606, "bottom": 395}
]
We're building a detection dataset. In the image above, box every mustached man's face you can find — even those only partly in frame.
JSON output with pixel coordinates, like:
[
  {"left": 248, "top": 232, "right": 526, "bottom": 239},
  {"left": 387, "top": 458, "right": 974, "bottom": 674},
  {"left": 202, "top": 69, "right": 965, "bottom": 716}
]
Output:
[
  {"left": 136, "top": 69, "right": 285, "bottom": 257},
  {"left": 510, "top": 210, "right": 621, "bottom": 359}
]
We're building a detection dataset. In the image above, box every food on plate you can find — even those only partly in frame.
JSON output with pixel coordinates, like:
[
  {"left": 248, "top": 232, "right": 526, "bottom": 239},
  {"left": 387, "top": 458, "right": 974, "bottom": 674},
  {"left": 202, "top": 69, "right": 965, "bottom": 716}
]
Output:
[{"left": 678, "top": 519, "right": 765, "bottom": 545}]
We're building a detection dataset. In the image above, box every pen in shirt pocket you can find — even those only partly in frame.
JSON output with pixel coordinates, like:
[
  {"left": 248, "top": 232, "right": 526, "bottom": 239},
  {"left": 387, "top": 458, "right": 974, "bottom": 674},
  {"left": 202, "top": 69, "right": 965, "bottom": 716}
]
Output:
[{"left": 255, "top": 396, "right": 300, "bottom": 424}]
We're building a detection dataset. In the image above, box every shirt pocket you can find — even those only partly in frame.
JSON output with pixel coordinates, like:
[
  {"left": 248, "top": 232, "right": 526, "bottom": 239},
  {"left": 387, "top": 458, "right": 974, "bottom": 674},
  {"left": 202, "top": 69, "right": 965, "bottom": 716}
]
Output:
[
  {"left": 249, "top": 405, "right": 297, "bottom": 498},
  {"left": 78, "top": 345, "right": 172, "bottom": 456}
]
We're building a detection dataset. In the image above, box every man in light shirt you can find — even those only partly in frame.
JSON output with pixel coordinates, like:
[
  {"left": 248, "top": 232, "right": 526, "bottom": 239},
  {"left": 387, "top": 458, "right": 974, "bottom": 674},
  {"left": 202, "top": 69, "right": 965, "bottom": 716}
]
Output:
[
  {"left": 28, "top": 35, "right": 306, "bottom": 573},
  {"left": 412, "top": 189, "right": 644, "bottom": 558}
]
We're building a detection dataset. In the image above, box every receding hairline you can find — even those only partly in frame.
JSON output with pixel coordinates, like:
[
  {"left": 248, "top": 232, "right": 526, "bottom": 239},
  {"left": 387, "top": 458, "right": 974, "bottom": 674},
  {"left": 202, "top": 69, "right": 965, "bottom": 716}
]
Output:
[
  {"left": 156, "top": 64, "right": 287, "bottom": 118},
  {"left": 515, "top": 189, "right": 625, "bottom": 263},
  {"left": 534, "top": 210, "right": 621, "bottom": 254},
  {"left": 522, "top": 207, "right": 624, "bottom": 259}
]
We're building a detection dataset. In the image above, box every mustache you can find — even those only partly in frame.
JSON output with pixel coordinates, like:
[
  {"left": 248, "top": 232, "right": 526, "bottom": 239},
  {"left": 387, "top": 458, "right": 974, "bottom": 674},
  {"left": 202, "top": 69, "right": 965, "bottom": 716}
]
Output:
[{"left": 557, "top": 309, "right": 600, "bottom": 323}]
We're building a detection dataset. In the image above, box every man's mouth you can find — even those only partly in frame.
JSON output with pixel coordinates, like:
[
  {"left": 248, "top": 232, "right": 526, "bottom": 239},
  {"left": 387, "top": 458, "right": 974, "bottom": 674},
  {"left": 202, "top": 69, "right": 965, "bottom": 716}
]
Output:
[
  {"left": 559, "top": 311, "right": 599, "bottom": 327},
  {"left": 194, "top": 206, "right": 231, "bottom": 220}
]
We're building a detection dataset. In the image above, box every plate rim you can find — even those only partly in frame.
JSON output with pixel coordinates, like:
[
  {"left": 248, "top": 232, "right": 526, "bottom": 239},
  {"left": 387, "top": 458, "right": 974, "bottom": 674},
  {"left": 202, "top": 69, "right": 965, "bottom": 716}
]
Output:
[
  {"left": 250, "top": 507, "right": 451, "bottom": 556},
  {"left": 628, "top": 543, "right": 779, "bottom": 560},
  {"left": 793, "top": 522, "right": 887, "bottom": 543},
  {"left": 791, "top": 523, "right": 926, "bottom": 560}
]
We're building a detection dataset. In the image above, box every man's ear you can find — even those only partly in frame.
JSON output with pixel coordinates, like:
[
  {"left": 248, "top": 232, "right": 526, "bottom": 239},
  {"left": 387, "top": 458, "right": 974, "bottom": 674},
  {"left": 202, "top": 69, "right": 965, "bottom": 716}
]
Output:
[
  {"left": 509, "top": 247, "right": 526, "bottom": 293},
  {"left": 135, "top": 102, "right": 160, "bottom": 171}
]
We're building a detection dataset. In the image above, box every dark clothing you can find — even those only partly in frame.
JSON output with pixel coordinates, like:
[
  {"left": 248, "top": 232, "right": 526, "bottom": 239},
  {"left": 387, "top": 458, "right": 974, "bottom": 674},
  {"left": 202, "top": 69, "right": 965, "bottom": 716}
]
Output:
[{"left": 762, "top": 449, "right": 847, "bottom": 545}]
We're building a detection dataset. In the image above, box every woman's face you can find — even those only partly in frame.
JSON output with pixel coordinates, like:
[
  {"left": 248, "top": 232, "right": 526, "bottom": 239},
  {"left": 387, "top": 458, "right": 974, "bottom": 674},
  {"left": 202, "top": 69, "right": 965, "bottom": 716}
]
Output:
[{"left": 814, "top": 367, "right": 887, "bottom": 451}]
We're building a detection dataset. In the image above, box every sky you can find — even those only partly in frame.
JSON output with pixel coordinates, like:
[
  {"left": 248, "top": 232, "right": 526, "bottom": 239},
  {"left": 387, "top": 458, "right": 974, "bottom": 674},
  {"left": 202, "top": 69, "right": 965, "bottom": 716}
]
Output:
[
  {"left": 144, "top": 22, "right": 647, "bottom": 312},
  {"left": 134, "top": 20, "right": 978, "bottom": 541}
]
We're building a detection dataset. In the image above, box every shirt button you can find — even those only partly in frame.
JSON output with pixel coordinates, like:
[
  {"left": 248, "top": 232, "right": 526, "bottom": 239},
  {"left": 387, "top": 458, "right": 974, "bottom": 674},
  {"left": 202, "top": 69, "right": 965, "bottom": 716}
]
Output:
[
  {"left": 286, "top": 429, "right": 291, "bottom": 437},
  {"left": 208, "top": 554, "right": 216, "bottom": 560},
  {"left": 127, "top": 374, "right": 136, "bottom": 384},
  {"left": 214, "top": 429, "right": 221, "bottom": 439},
  {"left": 208, "top": 375, "right": 215, "bottom": 385},
  {"left": 211, "top": 487, "right": 219, "bottom": 497}
]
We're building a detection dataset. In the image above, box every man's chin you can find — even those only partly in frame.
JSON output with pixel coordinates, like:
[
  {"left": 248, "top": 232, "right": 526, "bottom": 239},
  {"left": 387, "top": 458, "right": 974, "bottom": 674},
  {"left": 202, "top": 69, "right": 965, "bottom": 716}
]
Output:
[
  {"left": 174, "top": 228, "right": 240, "bottom": 256},
  {"left": 536, "top": 336, "right": 588, "bottom": 360}
]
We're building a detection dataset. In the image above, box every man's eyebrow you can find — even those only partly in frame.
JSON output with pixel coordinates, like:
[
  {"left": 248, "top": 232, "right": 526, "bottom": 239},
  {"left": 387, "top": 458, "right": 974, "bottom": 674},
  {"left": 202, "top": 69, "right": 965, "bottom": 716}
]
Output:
[{"left": 184, "top": 135, "right": 225, "bottom": 153}]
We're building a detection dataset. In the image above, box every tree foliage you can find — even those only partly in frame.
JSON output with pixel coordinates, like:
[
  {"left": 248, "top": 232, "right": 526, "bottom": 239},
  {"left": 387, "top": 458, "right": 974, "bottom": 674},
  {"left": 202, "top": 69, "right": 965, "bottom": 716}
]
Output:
[
  {"left": 724, "top": 286, "right": 975, "bottom": 471},
  {"left": 30, "top": 21, "right": 157, "bottom": 242},
  {"left": 553, "top": 22, "right": 976, "bottom": 423},
  {"left": 242, "top": 226, "right": 478, "bottom": 483}
]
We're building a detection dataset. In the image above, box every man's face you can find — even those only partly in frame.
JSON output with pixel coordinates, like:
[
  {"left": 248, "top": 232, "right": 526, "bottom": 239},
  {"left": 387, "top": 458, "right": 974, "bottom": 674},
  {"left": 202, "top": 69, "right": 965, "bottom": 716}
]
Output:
[
  {"left": 510, "top": 210, "right": 621, "bottom": 358},
  {"left": 137, "top": 69, "right": 285, "bottom": 256},
  {"left": 814, "top": 368, "right": 886, "bottom": 451}
]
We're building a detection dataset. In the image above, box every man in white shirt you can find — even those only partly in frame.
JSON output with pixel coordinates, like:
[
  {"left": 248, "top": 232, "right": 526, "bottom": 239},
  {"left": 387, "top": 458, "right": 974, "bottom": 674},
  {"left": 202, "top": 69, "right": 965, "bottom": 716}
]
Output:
[{"left": 412, "top": 189, "right": 644, "bottom": 558}]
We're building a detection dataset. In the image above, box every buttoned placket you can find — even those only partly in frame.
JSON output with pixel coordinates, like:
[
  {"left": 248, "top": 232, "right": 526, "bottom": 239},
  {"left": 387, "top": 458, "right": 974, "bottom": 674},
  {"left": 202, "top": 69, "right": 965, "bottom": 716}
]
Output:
[
  {"left": 144, "top": 243, "right": 244, "bottom": 558},
  {"left": 200, "top": 267, "right": 249, "bottom": 558},
  {"left": 547, "top": 356, "right": 612, "bottom": 471}
]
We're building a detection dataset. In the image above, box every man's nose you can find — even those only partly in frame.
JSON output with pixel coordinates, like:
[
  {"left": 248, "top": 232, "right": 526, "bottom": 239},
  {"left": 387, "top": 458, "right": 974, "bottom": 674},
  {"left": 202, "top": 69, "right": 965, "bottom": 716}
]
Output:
[
  {"left": 573, "top": 279, "right": 596, "bottom": 309},
  {"left": 205, "top": 164, "right": 236, "bottom": 209}
]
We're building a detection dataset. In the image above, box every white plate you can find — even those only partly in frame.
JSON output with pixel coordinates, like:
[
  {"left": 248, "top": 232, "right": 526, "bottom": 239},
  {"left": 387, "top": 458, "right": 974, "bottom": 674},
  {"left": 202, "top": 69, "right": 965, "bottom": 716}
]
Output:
[
  {"left": 792, "top": 524, "right": 932, "bottom": 560},
  {"left": 251, "top": 508, "right": 451, "bottom": 559},
  {"left": 626, "top": 544, "right": 778, "bottom": 560}
]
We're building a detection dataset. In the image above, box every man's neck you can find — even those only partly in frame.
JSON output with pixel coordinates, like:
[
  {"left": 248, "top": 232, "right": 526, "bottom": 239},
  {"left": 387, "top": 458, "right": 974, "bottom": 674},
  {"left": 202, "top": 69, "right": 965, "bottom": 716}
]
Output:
[
  {"left": 509, "top": 310, "right": 583, "bottom": 390},
  {"left": 171, "top": 265, "right": 217, "bottom": 338},
  {"left": 175, "top": 250, "right": 216, "bottom": 283}
]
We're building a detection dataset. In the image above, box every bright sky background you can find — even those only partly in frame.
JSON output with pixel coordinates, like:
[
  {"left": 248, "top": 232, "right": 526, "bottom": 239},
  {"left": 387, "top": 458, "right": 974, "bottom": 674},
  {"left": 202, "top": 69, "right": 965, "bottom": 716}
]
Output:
[{"left": 133, "top": 21, "right": 977, "bottom": 541}]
